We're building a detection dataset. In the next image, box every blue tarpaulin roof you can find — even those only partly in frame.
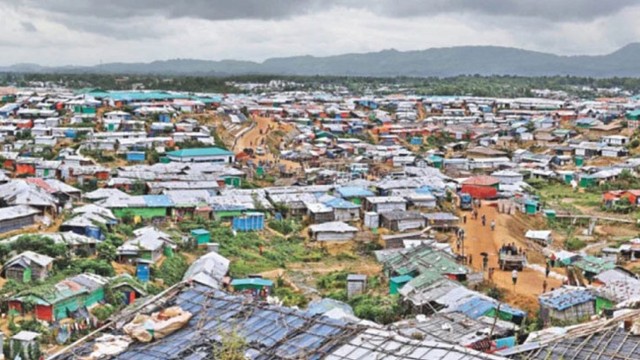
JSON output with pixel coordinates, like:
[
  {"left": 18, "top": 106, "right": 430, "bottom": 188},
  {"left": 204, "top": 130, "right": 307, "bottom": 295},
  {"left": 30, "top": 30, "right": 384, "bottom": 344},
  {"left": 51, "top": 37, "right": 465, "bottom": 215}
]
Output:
[
  {"left": 143, "top": 195, "right": 173, "bottom": 208},
  {"left": 456, "top": 297, "right": 526, "bottom": 319},
  {"left": 324, "top": 197, "right": 360, "bottom": 209},
  {"left": 336, "top": 186, "right": 375, "bottom": 198}
]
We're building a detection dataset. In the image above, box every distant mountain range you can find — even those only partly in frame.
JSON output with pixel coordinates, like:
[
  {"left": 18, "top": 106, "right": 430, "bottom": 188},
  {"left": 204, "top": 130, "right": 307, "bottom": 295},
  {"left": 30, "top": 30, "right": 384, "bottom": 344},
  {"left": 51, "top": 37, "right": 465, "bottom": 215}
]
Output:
[{"left": 3, "top": 44, "right": 640, "bottom": 77}]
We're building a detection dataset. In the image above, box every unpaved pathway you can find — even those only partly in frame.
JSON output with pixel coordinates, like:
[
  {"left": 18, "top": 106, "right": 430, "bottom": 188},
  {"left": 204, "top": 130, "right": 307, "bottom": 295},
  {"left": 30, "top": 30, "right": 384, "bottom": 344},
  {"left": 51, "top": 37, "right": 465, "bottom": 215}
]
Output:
[
  {"left": 233, "top": 115, "right": 300, "bottom": 170},
  {"left": 457, "top": 204, "right": 563, "bottom": 314}
]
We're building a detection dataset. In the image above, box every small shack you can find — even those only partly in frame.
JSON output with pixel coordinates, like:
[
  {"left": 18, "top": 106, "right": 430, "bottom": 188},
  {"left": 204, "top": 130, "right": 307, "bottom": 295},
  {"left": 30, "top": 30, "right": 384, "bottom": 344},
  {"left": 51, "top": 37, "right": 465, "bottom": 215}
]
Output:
[
  {"left": 10, "top": 331, "right": 40, "bottom": 360},
  {"left": 347, "top": 274, "right": 367, "bottom": 298},
  {"left": 3, "top": 251, "right": 54, "bottom": 283},
  {"left": 380, "top": 211, "right": 425, "bottom": 232},
  {"left": 191, "top": 229, "right": 211, "bottom": 245},
  {"left": 232, "top": 212, "right": 265, "bottom": 231},
  {"left": 231, "top": 278, "right": 273, "bottom": 298},
  {"left": 423, "top": 212, "right": 459, "bottom": 230},
  {"left": 136, "top": 259, "right": 152, "bottom": 282},
  {"left": 524, "top": 199, "right": 540, "bottom": 215},
  {"left": 363, "top": 212, "right": 379, "bottom": 229},
  {"left": 539, "top": 287, "right": 595, "bottom": 324},
  {"left": 364, "top": 196, "right": 407, "bottom": 213},
  {"left": 461, "top": 176, "right": 499, "bottom": 199},
  {"left": 305, "top": 203, "right": 335, "bottom": 224},
  {"left": 525, "top": 230, "right": 553, "bottom": 246},
  {"left": 309, "top": 221, "right": 358, "bottom": 241}
]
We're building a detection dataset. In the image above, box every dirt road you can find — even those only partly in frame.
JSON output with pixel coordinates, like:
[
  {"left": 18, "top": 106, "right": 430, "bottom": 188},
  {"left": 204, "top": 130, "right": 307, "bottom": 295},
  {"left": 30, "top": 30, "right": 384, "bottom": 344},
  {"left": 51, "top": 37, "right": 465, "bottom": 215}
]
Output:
[
  {"left": 233, "top": 116, "right": 274, "bottom": 160},
  {"left": 233, "top": 116, "right": 300, "bottom": 171},
  {"left": 457, "top": 203, "right": 563, "bottom": 314}
]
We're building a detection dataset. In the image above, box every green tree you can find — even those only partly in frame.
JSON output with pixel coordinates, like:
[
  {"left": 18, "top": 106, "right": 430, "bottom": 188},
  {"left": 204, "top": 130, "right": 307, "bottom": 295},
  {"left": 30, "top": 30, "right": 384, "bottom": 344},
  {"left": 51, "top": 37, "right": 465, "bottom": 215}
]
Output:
[{"left": 97, "top": 242, "right": 117, "bottom": 262}]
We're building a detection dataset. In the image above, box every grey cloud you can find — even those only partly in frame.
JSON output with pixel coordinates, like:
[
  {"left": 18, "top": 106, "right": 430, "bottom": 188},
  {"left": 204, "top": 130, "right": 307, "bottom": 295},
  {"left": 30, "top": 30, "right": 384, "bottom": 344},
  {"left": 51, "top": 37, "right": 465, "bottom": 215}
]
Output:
[
  {"left": 5, "top": 0, "right": 638, "bottom": 23},
  {"left": 20, "top": 21, "right": 37, "bottom": 32},
  {"left": 5, "top": 0, "right": 327, "bottom": 21},
  {"left": 365, "top": 0, "right": 640, "bottom": 22}
]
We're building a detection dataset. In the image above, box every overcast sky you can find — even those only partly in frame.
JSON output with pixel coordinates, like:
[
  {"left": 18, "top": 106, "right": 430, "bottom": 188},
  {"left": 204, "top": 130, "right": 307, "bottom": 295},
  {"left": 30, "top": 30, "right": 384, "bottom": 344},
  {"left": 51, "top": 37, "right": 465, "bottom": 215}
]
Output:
[{"left": 1, "top": 0, "right": 639, "bottom": 66}]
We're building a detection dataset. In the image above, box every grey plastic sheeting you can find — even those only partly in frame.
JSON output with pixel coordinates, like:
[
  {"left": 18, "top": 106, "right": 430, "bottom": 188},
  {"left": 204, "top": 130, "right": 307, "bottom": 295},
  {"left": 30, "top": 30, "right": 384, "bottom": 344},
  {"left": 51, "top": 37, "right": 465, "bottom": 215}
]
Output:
[{"left": 111, "top": 285, "right": 353, "bottom": 360}]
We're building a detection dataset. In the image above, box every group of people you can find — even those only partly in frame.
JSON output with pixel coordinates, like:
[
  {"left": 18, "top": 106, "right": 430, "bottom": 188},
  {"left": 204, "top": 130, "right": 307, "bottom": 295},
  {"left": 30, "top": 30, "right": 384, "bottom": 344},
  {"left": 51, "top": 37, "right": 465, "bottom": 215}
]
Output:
[
  {"left": 467, "top": 211, "right": 495, "bottom": 231},
  {"left": 500, "top": 243, "right": 525, "bottom": 257}
]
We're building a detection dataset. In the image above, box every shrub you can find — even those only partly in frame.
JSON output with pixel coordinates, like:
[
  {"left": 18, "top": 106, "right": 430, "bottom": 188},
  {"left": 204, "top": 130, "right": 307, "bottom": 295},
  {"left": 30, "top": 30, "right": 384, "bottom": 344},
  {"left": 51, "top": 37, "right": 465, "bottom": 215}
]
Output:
[
  {"left": 92, "top": 305, "right": 116, "bottom": 321},
  {"left": 69, "top": 259, "right": 115, "bottom": 277},
  {"left": 274, "top": 287, "right": 308, "bottom": 307},
  {"left": 12, "top": 235, "right": 68, "bottom": 259},
  {"left": 349, "top": 295, "right": 402, "bottom": 324},
  {"left": 155, "top": 254, "right": 189, "bottom": 286},
  {"left": 268, "top": 219, "right": 300, "bottom": 235},
  {"left": 564, "top": 237, "right": 587, "bottom": 251},
  {"left": 317, "top": 271, "right": 348, "bottom": 290},
  {"left": 97, "top": 242, "right": 117, "bottom": 262}
]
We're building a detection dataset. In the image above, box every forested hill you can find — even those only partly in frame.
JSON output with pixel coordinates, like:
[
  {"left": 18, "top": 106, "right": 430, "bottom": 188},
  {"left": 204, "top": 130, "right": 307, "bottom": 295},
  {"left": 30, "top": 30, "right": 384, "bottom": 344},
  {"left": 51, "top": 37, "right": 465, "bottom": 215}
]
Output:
[{"left": 3, "top": 44, "right": 640, "bottom": 77}]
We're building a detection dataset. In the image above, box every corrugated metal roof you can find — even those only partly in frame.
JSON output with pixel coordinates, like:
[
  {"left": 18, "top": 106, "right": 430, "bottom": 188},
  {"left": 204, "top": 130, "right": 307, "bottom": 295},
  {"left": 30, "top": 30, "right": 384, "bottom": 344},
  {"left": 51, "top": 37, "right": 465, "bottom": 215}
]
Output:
[{"left": 538, "top": 287, "right": 595, "bottom": 311}]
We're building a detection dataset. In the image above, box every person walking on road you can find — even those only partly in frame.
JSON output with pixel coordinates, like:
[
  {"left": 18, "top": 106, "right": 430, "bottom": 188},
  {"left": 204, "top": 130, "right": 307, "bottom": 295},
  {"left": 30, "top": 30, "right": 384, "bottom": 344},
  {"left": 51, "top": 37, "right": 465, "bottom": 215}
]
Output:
[
  {"left": 482, "top": 255, "right": 489, "bottom": 271},
  {"left": 490, "top": 220, "right": 495, "bottom": 231},
  {"left": 545, "top": 262, "right": 551, "bottom": 278},
  {"left": 481, "top": 215, "right": 486, "bottom": 226},
  {"left": 542, "top": 279, "right": 548, "bottom": 293},
  {"left": 512, "top": 269, "right": 518, "bottom": 287},
  {"left": 463, "top": 215, "right": 467, "bottom": 224}
]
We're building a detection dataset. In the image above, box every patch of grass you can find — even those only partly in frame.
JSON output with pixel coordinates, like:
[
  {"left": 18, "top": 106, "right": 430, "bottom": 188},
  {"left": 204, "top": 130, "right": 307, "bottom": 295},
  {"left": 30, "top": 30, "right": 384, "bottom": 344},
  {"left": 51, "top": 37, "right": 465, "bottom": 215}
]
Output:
[
  {"left": 214, "top": 225, "right": 325, "bottom": 277},
  {"left": 536, "top": 183, "right": 602, "bottom": 211},
  {"left": 349, "top": 294, "right": 402, "bottom": 325},
  {"left": 268, "top": 219, "right": 301, "bottom": 236},
  {"left": 564, "top": 237, "right": 587, "bottom": 251},
  {"left": 317, "top": 271, "right": 349, "bottom": 290},
  {"left": 274, "top": 287, "right": 308, "bottom": 307},
  {"left": 153, "top": 254, "right": 189, "bottom": 286}
]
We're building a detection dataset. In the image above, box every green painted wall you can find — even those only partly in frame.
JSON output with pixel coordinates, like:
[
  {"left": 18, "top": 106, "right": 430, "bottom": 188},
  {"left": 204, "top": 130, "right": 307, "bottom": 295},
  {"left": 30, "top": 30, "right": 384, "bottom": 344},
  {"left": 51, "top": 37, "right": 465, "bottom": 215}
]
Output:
[
  {"left": 194, "top": 234, "right": 210, "bottom": 245},
  {"left": 54, "top": 296, "right": 84, "bottom": 320},
  {"left": 596, "top": 297, "right": 614, "bottom": 314},
  {"left": 164, "top": 246, "right": 174, "bottom": 257},
  {"left": 214, "top": 210, "right": 244, "bottom": 219},
  {"left": 113, "top": 207, "right": 168, "bottom": 219},
  {"left": 224, "top": 177, "right": 242, "bottom": 187},
  {"left": 579, "top": 178, "right": 595, "bottom": 188},
  {"left": 85, "top": 289, "right": 104, "bottom": 307},
  {"left": 484, "top": 308, "right": 514, "bottom": 322},
  {"left": 233, "top": 284, "right": 267, "bottom": 291}
]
